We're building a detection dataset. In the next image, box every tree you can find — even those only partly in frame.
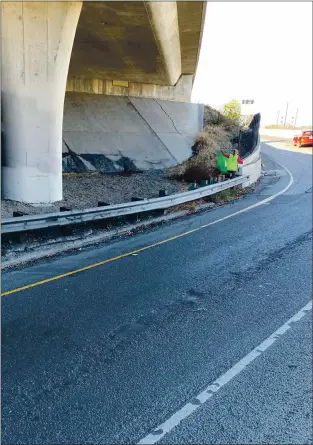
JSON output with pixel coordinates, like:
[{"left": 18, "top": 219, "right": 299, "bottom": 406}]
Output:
[{"left": 223, "top": 99, "right": 241, "bottom": 121}]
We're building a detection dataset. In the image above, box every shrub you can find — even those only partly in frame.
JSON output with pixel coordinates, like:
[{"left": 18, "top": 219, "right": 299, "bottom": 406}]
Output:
[
  {"left": 222, "top": 99, "right": 241, "bottom": 122},
  {"left": 167, "top": 105, "right": 242, "bottom": 183}
]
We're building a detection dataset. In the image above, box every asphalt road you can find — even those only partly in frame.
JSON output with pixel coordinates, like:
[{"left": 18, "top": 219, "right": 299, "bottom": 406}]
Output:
[{"left": 2, "top": 143, "right": 312, "bottom": 444}]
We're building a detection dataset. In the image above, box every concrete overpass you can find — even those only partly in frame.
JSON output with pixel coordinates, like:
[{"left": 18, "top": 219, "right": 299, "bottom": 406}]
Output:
[{"left": 1, "top": 1, "right": 206, "bottom": 203}]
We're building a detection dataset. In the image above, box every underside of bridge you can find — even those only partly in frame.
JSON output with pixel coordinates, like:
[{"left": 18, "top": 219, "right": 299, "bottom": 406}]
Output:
[
  {"left": 68, "top": 1, "right": 205, "bottom": 93},
  {"left": 1, "top": 1, "right": 206, "bottom": 203}
]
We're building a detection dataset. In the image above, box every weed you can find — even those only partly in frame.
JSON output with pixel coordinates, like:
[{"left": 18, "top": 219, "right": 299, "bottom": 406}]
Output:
[{"left": 167, "top": 105, "right": 241, "bottom": 183}]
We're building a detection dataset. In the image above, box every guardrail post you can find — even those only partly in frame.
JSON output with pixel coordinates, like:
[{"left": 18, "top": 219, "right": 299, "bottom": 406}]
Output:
[
  {"left": 129, "top": 197, "right": 146, "bottom": 222},
  {"left": 131, "top": 197, "right": 144, "bottom": 202},
  {"left": 13, "top": 211, "right": 28, "bottom": 217},
  {"left": 60, "top": 206, "right": 72, "bottom": 212},
  {"left": 153, "top": 190, "right": 167, "bottom": 216},
  {"left": 59, "top": 225, "right": 74, "bottom": 236},
  {"left": 188, "top": 183, "right": 198, "bottom": 191},
  {"left": 1, "top": 175, "right": 249, "bottom": 236}
]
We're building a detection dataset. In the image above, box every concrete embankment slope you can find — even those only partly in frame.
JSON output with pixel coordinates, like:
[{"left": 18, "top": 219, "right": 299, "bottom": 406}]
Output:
[{"left": 62, "top": 92, "right": 203, "bottom": 173}]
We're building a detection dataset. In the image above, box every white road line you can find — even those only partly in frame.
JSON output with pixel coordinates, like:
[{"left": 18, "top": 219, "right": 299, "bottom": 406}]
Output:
[{"left": 138, "top": 300, "right": 312, "bottom": 444}]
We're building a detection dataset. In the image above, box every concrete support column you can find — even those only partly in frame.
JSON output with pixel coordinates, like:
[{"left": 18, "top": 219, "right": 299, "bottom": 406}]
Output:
[{"left": 1, "top": 1, "right": 82, "bottom": 203}]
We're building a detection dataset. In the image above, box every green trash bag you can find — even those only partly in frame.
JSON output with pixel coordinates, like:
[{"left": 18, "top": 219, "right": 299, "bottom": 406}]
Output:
[{"left": 216, "top": 151, "right": 228, "bottom": 174}]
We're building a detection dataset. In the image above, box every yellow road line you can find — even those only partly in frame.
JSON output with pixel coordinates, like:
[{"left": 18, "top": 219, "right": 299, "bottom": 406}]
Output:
[
  {"left": 1, "top": 230, "right": 196, "bottom": 297},
  {"left": 1, "top": 161, "right": 294, "bottom": 297}
]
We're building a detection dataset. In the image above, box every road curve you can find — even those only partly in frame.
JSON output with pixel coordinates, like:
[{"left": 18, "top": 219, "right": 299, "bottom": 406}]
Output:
[{"left": 2, "top": 142, "right": 312, "bottom": 444}]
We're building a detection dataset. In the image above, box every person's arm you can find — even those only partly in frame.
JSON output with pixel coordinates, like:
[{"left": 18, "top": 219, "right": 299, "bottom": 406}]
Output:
[
  {"left": 222, "top": 151, "right": 230, "bottom": 158},
  {"left": 238, "top": 157, "right": 243, "bottom": 165}
]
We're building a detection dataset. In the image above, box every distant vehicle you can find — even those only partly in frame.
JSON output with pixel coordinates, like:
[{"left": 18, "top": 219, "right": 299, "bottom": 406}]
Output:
[{"left": 293, "top": 130, "right": 313, "bottom": 147}]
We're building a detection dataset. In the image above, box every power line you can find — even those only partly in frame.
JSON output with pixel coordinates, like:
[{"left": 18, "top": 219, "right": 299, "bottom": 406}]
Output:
[
  {"left": 283, "top": 103, "right": 289, "bottom": 128},
  {"left": 294, "top": 108, "right": 299, "bottom": 128}
]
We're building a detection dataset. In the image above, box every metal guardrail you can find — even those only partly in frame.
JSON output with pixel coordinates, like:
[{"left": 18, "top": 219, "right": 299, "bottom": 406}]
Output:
[{"left": 1, "top": 175, "right": 249, "bottom": 234}]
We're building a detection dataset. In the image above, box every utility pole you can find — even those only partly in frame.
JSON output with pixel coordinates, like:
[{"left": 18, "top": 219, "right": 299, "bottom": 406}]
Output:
[
  {"left": 283, "top": 102, "right": 289, "bottom": 128},
  {"left": 294, "top": 108, "right": 298, "bottom": 128}
]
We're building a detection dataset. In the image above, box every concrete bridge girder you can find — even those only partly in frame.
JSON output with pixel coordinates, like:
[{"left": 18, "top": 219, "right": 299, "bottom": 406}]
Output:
[
  {"left": 69, "top": 1, "right": 205, "bottom": 86},
  {"left": 1, "top": 1, "right": 206, "bottom": 204}
]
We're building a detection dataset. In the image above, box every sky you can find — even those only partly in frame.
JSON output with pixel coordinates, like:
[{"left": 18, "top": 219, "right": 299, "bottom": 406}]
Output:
[{"left": 192, "top": 2, "right": 313, "bottom": 126}]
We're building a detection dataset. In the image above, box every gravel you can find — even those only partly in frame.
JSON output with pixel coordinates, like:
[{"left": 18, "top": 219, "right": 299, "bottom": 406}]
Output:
[{"left": 1, "top": 171, "right": 187, "bottom": 218}]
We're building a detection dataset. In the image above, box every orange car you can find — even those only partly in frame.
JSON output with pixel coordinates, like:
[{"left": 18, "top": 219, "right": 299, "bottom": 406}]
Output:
[{"left": 293, "top": 130, "right": 313, "bottom": 147}]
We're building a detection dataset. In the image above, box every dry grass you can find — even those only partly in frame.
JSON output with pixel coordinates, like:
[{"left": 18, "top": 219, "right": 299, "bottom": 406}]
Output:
[
  {"left": 167, "top": 105, "right": 241, "bottom": 183},
  {"left": 206, "top": 186, "right": 246, "bottom": 204},
  {"left": 206, "top": 183, "right": 256, "bottom": 204}
]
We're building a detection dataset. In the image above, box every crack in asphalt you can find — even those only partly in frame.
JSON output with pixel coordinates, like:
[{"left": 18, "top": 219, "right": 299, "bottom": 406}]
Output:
[{"left": 229, "top": 230, "right": 312, "bottom": 289}]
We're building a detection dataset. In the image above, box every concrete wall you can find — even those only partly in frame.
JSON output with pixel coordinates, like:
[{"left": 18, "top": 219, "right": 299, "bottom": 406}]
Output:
[
  {"left": 62, "top": 92, "right": 204, "bottom": 172},
  {"left": 1, "top": 1, "right": 82, "bottom": 203},
  {"left": 241, "top": 138, "right": 262, "bottom": 187},
  {"left": 66, "top": 74, "right": 193, "bottom": 103}
]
